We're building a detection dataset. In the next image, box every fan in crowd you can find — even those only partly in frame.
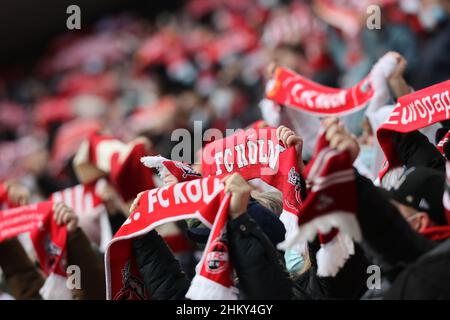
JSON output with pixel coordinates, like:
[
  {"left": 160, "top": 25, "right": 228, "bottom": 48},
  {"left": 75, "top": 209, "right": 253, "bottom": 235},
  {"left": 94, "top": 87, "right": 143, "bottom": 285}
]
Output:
[{"left": 1, "top": 0, "right": 450, "bottom": 300}]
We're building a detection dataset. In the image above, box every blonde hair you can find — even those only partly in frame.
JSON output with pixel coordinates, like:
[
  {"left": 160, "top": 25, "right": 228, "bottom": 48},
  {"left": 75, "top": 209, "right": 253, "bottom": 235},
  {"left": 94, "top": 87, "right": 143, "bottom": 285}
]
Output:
[
  {"left": 251, "top": 190, "right": 313, "bottom": 276},
  {"left": 250, "top": 190, "right": 283, "bottom": 215}
]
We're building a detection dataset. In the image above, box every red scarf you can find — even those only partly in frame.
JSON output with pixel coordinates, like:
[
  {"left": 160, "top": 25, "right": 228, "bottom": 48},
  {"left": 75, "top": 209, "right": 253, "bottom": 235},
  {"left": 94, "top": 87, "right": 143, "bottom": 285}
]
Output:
[
  {"left": 0, "top": 201, "right": 68, "bottom": 285},
  {"left": 50, "top": 180, "right": 111, "bottom": 248},
  {"left": 141, "top": 156, "right": 202, "bottom": 182},
  {"left": 0, "top": 182, "right": 10, "bottom": 209},
  {"left": 74, "top": 133, "right": 155, "bottom": 202},
  {"left": 105, "top": 176, "right": 236, "bottom": 300},
  {"left": 266, "top": 67, "right": 374, "bottom": 116},
  {"left": 278, "top": 131, "right": 362, "bottom": 277},
  {"left": 201, "top": 127, "right": 304, "bottom": 245},
  {"left": 421, "top": 226, "right": 450, "bottom": 242},
  {"left": 377, "top": 80, "right": 450, "bottom": 181},
  {"left": 437, "top": 130, "right": 450, "bottom": 156}
]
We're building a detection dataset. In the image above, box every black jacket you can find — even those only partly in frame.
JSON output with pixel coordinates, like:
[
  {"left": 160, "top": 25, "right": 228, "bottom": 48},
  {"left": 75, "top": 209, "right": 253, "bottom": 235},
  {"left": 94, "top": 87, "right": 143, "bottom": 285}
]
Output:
[
  {"left": 132, "top": 230, "right": 190, "bottom": 300},
  {"left": 354, "top": 172, "right": 450, "bottom": 299},
  {"left": 228, "top": 213, "right": 370, "bottom": 300},
  {"left": 385, "top": 238, "right": 450, "bottom": 299},
  {"left": 132, "top": 211, "right": 370, "bottom": 300},
  {"left": 393, "top": 130, "right": 445, "bottom": 173}
]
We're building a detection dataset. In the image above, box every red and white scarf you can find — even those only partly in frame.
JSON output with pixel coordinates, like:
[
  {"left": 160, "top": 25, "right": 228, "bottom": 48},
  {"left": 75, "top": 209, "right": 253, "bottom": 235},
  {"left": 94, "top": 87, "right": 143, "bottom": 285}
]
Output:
[
  {"left": 73, "top": 133, "right": 155, "bottom": 202},
  {"left": 437, "top": 130, "right": 450, "bottom": 156},
  {"left": 0, "top": 182, "right": 11, "bottom": 209},
  {"left": 141, "top": 156, "right": 202, "bottom": 182},
  {"left": 0, "top": 201, "right": 70, "bottom": 299},
  {"left": 377, "top": 80, "right": 450, "bottom": 181},
  {"left": 265, "top": 55, "right": 397, "bottom": 117},
  {"left": 50, "top": 179, "right": 112, "bottom": 251},
  {"left": 105, "top": 176, "right": 237, "bottom": 300},
  {"left": 201, "top": 127, "right": 304, "bottom": 251},
  {"left": 278, "top": 131, "right": 362, "bottom": 276}
]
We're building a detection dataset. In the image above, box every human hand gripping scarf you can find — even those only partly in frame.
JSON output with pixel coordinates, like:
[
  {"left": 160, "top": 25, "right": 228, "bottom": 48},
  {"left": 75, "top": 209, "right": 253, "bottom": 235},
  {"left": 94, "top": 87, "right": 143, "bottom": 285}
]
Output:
[
  {"left": 200, "top": 127, "right": 306, "bottom": 253},
  {"left": 377, "top": 80, "right": 450, "bottom": 181},
  {"left": 105, "top": 175, "right": 237, "bottom": 300},
  {"left": 277, "top": 130, "right": 362, "bottom": 276},
  {"left": 73, "top": 133, "right": 155, "bottom": 202},
  {"left": 264, "top": 54, "right": 397, "bottom": 117},
  {"left": 0, "top": 201, "right": 70, "bottom": 299}
]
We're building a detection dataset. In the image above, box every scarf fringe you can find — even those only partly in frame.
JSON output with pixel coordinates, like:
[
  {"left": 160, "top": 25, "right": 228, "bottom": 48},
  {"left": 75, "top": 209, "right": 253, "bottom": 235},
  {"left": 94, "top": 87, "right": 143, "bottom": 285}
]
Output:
[
  {"left": 279, "top": 210, "right": 306, "bottom": 254},
  {"left": 278, "top": 212, "right": 362, "bottom": 276},
  {"left": 39, "top": 273, "right": 73, "bottom": 300},
  {"left": 185, "top": 274, "right": 238, "bottom": 300},
  {"left": 316, "top": 233, "right": 355, "bottom": 277},
  {"left": 140, "top": 155, "right": 168, "bottom": 179}
]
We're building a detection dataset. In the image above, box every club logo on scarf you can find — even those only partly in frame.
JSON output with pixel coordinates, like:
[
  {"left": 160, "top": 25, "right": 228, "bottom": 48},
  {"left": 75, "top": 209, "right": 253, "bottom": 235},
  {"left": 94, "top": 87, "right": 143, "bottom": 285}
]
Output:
[
  {"left": 44, "top": 233, "right": 63, "bottom": 270},
  {"left": 288, "top": 167, "right": 302, "bottom": 191},
  {"left": 114, "top": 261, "right": 147, "bottom": 300},
  {"left": 175, "top": 162, "right": 202, "bottom": 179},
  {"left": 205, "top": 237, "right": 229, "bottom": 275},
  {"left": 285, "top": 167, "right": 303, "bottom": 210}
]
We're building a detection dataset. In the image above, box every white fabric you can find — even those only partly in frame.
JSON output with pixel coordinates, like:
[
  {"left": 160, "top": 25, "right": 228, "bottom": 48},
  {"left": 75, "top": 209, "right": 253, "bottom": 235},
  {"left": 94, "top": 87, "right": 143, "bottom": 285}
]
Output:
[
  {"left": 185, "top": 274, "right": 238, "bottom": 300},
  {"left": 39, "top": 273, "right": 73, "bottom": 300},
  {"left": 316, "top": 233, "right": 355, "bottom": 277}
]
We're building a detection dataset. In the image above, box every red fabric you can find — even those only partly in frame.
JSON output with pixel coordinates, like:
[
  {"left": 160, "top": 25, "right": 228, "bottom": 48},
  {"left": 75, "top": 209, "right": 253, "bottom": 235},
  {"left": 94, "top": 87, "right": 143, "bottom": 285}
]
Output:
[
  {"left": 50, "top": 181, "right": 104, "bottom": 214},
  {"left": 201, "top": 127, "right": 304, "bottom": 217},
  {"left": 162, "top": 160, "right": 202, "bottom": 182},
  {"left": 34, "top": 97, "right": 74, "bottom": 127},
  {"left": 0, "top": 201, "right": 67, "bottom": 276},
  {"left": 377, "top": 80, "right": 450, "bottom": 181},
  {"left": 420, "top": 226, "right": 450, "bottom": 242},
  {"left": 105, "top": 176, "right": 228, "bottom": 300},
  {"left": 85, "top": 134, "right": 156, "bottom": 202},
  {"left": 0, "top": 182, "right": 7, "bottom": 206},
  {"left": 51, "top": 119, "right": 102, "bottom": 173},
  {"left": 437, "top": 130, "right": 450, "bottom": 156},
  {"left": 197, "top": 194, "right": 233, "bottom": 288},
  {"left": 58, "top": 72, "right": 117, "bottom": 100},
  {"left": 266, "top": 67, "right": 374, "bottom": 116},
  {"left": 297, "top": 132, "right": 357, "bottom": 233},
  {"left": 0, "top": 101, "right": 26, "bottom": 129},
  {"left": 163, "top": 234, "right": 193, "bottom": 254},
  {"left": 246, "top": 120, "right": 267, "bottom": 130},
  {"left": 318, "top": 227, "right": 339, "bottom": 243},
  {"left": 110, "top": 142, "right": 155, "bottom": 202},
  {"left": 0, "top": 182, "right": 17, "bottom": 209}
]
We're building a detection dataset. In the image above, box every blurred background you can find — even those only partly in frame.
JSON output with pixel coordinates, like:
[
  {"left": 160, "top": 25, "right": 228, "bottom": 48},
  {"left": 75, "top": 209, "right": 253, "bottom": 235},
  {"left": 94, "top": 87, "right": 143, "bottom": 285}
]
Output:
[{"left": 0, "top": 0, "right": 449, "bottom": 201}]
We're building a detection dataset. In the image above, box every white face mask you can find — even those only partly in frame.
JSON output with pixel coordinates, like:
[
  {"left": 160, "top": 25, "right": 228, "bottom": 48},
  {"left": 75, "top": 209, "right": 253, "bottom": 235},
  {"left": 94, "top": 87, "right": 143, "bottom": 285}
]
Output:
[
  {"left": 419, "top": 4, "right": 448, "bottom": 31},
  {"left": 284, "top": 249, "right": 305, "bottom": 273}
]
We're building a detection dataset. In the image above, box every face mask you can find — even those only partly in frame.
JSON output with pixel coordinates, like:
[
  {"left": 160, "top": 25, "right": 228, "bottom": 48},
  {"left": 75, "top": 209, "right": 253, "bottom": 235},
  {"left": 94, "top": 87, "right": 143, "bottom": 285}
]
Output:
[
  {"left": 419, "top": 4, "right": 448, "bottom": 31},
  {"left": 358, "top": 144, "right": 376, "bottom": 170},
  {"left": 284, "top": 249, "right": 305, "bottom": 273}
]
